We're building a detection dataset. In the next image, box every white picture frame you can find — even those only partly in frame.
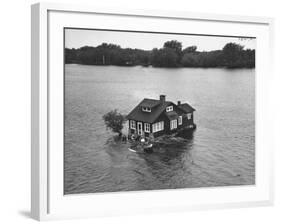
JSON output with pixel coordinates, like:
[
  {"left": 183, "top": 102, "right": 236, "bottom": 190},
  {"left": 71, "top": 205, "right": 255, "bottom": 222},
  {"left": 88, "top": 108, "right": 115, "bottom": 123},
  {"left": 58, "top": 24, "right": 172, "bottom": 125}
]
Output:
[{"left": 31, "top": 2, "right": 274, "bottom": 221}]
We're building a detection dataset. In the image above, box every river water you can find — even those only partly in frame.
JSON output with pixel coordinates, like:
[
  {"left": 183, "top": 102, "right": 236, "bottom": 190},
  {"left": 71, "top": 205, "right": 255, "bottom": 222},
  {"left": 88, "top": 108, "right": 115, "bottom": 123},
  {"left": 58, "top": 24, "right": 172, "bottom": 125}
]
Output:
[{"left": 64, "top": 64, "right": 255, "bottom": 194}]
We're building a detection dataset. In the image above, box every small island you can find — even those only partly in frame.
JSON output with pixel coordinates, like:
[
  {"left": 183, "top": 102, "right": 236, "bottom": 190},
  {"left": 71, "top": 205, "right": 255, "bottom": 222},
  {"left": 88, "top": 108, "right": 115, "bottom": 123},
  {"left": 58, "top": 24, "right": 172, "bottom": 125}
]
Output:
[{"left": 103, "top": 95, "right": 196, "bottom": 153}]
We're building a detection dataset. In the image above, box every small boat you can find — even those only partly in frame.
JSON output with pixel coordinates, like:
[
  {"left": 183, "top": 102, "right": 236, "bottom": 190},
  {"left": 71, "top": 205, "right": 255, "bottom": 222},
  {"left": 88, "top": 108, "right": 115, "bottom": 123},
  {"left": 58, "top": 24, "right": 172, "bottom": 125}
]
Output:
[
  {"left": 128, "top": 142, "right": 153, "bottom": 153},
  {"left": 128, "top": 148, "right": 137, "bottom": 153}
]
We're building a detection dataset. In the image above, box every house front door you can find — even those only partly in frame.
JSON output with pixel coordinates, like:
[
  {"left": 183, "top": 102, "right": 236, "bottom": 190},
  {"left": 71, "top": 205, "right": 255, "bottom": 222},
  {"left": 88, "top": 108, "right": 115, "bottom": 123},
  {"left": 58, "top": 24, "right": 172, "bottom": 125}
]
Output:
[{"left": 137, "top": 122, "right": 142, "bottom": 136}]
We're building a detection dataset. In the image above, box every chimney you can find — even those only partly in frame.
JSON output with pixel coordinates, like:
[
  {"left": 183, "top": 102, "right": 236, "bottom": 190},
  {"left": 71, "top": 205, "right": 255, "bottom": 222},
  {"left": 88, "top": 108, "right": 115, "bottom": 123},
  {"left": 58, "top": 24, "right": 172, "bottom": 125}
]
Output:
[
  {"left": 177, "top": 101, "right": 181, "bottom": 105},
  {"left": 160, "top": 95, "right": 166, "bottom": 103}
]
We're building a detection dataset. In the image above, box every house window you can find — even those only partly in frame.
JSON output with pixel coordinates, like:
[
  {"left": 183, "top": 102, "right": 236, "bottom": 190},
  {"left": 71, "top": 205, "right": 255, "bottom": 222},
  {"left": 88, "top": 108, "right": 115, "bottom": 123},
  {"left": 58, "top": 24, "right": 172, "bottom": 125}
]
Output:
[
  {"left": 130, "top": 120, "right": 136, "bottom": 129},
  {"left": 152, "top": 121, "right": 164, "bottom": 133},
  {"left": 178, "top": 116, "right": 182, "bottom": 125},
  {"left": 166, "top": 106, "right": 173, "bottom": 112},
  {"left": 142, "top": 107, "right": 151, "bottom": 112},
  {"left": 187, "top": 113, "right": 192, "bottom": 120},
  {"left": 144, "top": 123, "right": 150, "bottom": 133},
  {"left": 170, "top": 119, "right": 177, "bottom": 130}
]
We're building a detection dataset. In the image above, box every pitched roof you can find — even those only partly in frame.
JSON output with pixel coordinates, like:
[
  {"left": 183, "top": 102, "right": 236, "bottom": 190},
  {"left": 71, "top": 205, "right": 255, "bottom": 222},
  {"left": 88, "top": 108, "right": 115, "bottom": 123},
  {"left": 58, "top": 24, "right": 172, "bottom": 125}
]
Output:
[
  {"left": 127, "top": 99, "right": 171, "bottom": 123},
  {"left": 165, "top": 111, "right": 179, "bottom": 120},
  {"left": 127, "top": 97, "right": 195, "bottom": 123},
  {"left": 139, "top": 98, "right": 161, "bottom": 108},
  {"left": 178, "top": 103, "right": 195, "bottom": 113}
]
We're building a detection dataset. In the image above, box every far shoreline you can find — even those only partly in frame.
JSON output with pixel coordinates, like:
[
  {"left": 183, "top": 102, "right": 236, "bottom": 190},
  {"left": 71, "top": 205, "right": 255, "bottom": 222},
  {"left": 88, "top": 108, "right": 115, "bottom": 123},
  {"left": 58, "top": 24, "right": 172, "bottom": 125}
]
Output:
[{"left": 65, "top": 63, "right": 255, "bottom": 70}]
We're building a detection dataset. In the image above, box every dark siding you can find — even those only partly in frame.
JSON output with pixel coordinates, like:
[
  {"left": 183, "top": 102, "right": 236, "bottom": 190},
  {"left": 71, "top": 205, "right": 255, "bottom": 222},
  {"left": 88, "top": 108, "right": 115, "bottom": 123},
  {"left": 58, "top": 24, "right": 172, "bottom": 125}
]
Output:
[
  {"left": 173, "top": 105, "right": 185, "bottom": 129},
  {"left": 152, "top": 130, "right": 166, "bottom": 138}
]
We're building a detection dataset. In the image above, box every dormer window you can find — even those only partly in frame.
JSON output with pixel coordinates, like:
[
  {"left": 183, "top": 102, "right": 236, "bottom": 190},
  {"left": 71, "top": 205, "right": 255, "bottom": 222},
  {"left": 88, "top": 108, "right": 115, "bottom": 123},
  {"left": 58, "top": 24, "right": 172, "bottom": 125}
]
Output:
[
  {"left": 166, "top": 106, "right": 173, "bottom": 112},
  {"left": 142, "top": 107, "right": 151, "bottom": 112}
]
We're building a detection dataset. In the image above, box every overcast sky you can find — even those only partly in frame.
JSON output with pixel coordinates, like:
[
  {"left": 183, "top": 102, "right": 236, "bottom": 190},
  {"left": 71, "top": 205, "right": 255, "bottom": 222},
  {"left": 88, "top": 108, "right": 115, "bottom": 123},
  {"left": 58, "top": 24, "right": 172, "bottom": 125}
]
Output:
[{"left": 65, "top": 29, "right": 256, "bottom": 51}]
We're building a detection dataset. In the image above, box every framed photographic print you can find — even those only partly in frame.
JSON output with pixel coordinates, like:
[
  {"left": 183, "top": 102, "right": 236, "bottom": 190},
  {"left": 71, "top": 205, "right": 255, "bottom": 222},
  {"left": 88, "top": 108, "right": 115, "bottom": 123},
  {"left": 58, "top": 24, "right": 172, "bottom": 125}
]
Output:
[{"left": 31, "top": 2, "right": 274, "bottom": 221}]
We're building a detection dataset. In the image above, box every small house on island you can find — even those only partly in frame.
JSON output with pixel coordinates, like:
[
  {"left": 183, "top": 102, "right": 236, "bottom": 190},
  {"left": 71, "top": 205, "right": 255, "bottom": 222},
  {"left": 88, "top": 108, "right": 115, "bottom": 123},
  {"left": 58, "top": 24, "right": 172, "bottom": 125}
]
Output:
[{"left": 127, "top": 95, "right": 196, "bottom": 138}]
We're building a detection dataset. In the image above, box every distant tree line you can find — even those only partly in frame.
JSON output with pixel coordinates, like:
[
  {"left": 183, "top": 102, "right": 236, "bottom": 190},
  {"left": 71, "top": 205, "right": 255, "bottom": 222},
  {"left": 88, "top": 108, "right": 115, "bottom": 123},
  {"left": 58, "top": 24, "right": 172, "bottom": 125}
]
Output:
[{"left": 65, "top": 40, "right": 255, "bottom": 68}]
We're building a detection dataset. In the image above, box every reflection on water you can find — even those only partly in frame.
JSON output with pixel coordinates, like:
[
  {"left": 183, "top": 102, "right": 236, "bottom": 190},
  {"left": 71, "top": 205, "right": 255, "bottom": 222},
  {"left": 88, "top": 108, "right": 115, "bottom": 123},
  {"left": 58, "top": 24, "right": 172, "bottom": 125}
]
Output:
[{"left": 64, "top": 65, "right": 255, "bottom": 194}]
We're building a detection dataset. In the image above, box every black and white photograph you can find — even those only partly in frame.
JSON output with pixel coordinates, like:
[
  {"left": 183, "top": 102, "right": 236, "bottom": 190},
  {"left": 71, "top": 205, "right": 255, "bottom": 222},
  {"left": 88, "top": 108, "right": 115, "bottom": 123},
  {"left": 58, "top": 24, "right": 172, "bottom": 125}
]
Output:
[{"left": 64, "top": 28, "right": 255, "bottom": 195}]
